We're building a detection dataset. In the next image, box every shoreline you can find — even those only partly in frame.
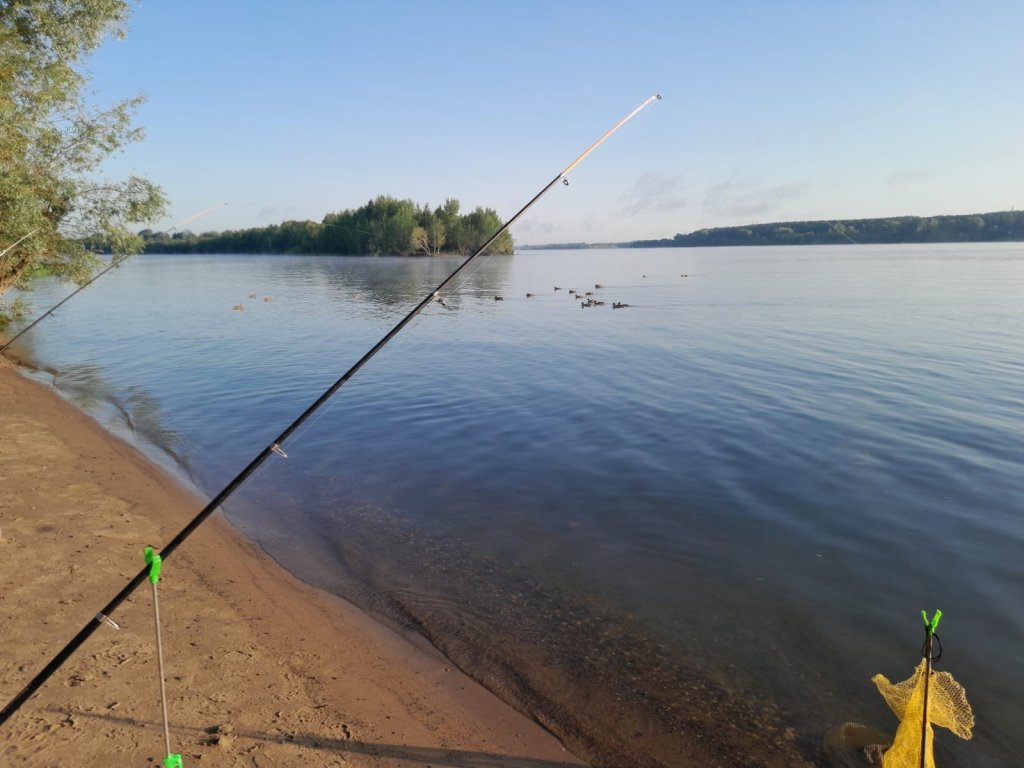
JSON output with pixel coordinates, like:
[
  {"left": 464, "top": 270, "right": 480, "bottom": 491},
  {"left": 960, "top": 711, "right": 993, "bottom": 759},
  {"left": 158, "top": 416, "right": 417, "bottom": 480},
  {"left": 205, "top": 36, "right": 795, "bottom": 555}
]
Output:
[{"left": 0, "top": 353, "right": 585, "bottom": 766}]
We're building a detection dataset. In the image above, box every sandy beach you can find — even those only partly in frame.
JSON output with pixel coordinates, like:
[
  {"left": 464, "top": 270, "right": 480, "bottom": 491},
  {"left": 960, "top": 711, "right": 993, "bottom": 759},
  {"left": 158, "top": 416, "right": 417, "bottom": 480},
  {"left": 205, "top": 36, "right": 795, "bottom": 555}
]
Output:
[{"left": 0, "top": 353, "right": 586, "bottom": 767}]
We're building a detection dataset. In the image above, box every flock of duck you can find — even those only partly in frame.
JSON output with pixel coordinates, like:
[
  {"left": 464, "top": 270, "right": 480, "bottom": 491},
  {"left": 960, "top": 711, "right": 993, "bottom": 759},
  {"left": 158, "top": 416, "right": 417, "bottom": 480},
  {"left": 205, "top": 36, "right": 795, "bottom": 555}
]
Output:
[
  {"left": 233, "top": 274, "right": 689, "bottom": 312},
  {"left": 233, "top": 293, "right": 273, "bottom": 310},
  {"left": 494, "top": 284, "right": 627, "bottom": 308},
  {"left": 494, "top": 274, "right": 689, "bottom": 309}
]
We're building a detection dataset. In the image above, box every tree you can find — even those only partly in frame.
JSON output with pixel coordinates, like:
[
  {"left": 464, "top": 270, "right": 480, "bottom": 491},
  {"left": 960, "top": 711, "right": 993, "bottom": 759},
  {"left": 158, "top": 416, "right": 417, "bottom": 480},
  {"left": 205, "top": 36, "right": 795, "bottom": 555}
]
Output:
[
  {"left": 410, "top": 226, "right": 430, "bottom": 255},
  {"left": 0, "top": 0, "right": 167, "bottom": 297},
  {"left": 436, "top": 198, "right": 463, "bottom": 253},
  {"left": 462, "top": 206, "right": 513, "bottom": 254},
  {"left": 426, "top": 216, "right": 446, "bottom": 255},
  {"left": 414, "top": 205, "right": 445, "bottom": 255}
]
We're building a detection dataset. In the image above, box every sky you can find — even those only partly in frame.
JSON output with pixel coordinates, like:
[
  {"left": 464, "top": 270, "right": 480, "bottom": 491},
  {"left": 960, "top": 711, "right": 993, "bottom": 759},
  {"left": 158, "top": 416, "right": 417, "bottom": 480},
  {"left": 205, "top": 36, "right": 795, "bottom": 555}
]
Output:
[{"left": 86, "top": 0, "right": 1024, "bottom": 244}]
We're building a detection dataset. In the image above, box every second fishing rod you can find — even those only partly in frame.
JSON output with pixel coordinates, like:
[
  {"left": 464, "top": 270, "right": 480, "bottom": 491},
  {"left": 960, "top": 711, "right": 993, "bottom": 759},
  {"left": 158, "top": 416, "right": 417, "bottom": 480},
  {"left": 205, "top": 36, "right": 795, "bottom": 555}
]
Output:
[
  {"left": 0, "top": 204, "right": 228, "bottom": 356},
  {"left": 0, "top": 92, "right": 661, "bottom": 727}
]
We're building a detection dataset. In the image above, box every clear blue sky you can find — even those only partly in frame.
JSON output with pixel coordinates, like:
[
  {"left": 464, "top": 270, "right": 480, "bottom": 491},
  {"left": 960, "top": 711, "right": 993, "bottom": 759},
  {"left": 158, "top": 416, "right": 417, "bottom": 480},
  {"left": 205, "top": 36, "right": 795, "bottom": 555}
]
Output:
[{"left": 88, "top": 0, "right": 1023, "bottom": 244}]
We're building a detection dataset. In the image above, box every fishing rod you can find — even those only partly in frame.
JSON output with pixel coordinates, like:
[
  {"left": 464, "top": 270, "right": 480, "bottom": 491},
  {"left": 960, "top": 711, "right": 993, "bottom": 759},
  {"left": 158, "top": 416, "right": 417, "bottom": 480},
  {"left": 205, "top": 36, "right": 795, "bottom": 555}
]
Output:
[
  {"left": 0, "top": 205, "right": 227, "bottom": 355},
  {"left": 0, "top": 93, "right": 661, "bottom": 727},
  {"left": 1, "top": 257, "right": 125, "bottom": 354},
  {"left": 0, "top": 228, "right": 40, "bottom": 262},
  {"left": 172, "top": 202, "right": 229, "bottom": 231}
]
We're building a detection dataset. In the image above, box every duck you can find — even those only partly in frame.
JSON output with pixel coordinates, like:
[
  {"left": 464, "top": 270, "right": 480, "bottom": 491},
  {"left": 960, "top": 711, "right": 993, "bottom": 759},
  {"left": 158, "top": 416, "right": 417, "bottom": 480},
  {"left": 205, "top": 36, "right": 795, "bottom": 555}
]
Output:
[
  {"left": 526, "top": 292, "right": 534, "bottom": 298},
  {"left": 232, "top": 304, "right": 244, "bottom": 311},
  {"left": 613, "top": 302, "right": 629, "bottom": 309},
  {"left": 248, "top": 293, "right": 257, "bottom": 299},
  {"left": 554, "top": 286, "right": 562, "bottom": 291},
  {"left": 264, "top": 296, "right": 273, "bottom": 302},
  {"left": 594, "top": 283, "right": 604, "bottom": 289},
  {"left": 494, "top": 296, "right": 504, "bottom": 301}
]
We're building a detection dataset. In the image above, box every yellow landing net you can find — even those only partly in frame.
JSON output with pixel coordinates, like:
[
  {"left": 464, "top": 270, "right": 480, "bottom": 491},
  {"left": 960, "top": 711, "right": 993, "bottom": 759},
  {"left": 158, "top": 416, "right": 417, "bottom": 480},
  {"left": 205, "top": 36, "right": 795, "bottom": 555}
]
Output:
[{"left": 871, "top": 660, "right": 974, "bottom": 768}]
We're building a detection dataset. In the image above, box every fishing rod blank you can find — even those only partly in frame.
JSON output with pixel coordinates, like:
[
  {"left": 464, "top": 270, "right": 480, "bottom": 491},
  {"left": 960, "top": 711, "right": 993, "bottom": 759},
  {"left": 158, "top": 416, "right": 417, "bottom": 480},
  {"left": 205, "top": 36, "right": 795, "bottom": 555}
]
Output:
[
  {"left": 0, "top": 258, "right": 125, "bottom": 354},
  {"left": 0, "top": 93, "right": 661, "bottom": 727},
  {"left": 0, "top": 229, "right": 40, "bottom": 261}
]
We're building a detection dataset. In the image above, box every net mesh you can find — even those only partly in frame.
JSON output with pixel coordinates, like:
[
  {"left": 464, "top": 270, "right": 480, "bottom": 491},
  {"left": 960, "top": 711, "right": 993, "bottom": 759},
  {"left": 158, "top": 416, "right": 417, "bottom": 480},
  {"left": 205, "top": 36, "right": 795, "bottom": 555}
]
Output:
[{"left": 871, "top": 660, "right": 974, "bottom": 768}]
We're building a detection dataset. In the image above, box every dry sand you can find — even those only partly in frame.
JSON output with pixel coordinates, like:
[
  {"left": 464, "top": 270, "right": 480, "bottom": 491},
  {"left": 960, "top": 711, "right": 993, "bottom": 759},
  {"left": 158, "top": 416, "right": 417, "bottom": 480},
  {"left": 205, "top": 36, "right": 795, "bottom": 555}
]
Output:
[{"left": 0, "top": 355, "right": 587, "bottom": 767}]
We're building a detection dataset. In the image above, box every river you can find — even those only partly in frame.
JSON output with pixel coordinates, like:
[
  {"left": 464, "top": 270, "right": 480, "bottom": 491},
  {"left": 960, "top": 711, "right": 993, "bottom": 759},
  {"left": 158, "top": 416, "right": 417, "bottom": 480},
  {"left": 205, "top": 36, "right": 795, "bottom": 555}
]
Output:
[{"left": 5, "top": 244, "right": 1022, "bottom": 766}]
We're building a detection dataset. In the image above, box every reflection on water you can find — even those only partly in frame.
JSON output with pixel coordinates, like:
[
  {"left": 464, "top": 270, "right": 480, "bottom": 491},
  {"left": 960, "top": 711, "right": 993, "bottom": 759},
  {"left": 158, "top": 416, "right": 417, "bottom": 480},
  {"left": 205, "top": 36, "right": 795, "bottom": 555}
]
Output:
[{"left": 4, "top": 247, "right": 1024, "bottom": 767}]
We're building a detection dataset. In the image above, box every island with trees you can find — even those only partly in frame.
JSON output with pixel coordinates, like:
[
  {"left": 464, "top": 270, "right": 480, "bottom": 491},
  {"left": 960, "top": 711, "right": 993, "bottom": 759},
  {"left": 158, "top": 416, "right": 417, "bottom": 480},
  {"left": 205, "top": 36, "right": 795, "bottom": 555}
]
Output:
[{"left": 139, "top": 197, "right": 514, "bottom": 257}]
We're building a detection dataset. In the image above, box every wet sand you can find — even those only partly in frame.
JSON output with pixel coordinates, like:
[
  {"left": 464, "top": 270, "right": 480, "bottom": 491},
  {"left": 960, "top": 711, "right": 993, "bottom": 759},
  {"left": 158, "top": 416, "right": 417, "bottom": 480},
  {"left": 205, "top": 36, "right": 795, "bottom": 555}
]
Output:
[{"left": 0, "top": 354, "right": 586, "bottom": 767}]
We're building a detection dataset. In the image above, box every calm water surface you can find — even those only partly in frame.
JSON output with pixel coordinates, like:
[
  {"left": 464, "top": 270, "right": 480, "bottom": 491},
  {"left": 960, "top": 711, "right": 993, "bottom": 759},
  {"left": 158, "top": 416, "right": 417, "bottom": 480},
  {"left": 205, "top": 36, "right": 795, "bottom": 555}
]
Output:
[{"left": 5, "top": 245, "right": 1023, "bottom": 766}]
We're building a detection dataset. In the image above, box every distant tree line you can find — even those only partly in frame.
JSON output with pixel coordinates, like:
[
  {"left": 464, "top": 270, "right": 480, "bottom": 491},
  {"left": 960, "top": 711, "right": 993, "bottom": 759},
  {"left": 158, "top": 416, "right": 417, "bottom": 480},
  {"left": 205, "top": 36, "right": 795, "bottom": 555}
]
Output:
[
  {"left": 139, "top": 196, "right": 514, "bottom": 256},
  {"left": 623, "top": 210, "right": 1024, "bottom": 248}
]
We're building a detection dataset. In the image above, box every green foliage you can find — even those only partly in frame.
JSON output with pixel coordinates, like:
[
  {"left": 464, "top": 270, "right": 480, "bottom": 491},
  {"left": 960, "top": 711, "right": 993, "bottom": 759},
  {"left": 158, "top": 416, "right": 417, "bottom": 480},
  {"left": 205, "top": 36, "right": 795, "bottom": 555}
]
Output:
[
  {"left": 0, "top": 0, "right": 167, "bottom": 296},
  {"left": 623, "top": 210, "right": 1024, "bottom": 248},
  {"left": 0, "top": 296, "right": 27, "bottom": 330},
  {"left": 142, "top": 195, "right": 515, "bottom": 257}
]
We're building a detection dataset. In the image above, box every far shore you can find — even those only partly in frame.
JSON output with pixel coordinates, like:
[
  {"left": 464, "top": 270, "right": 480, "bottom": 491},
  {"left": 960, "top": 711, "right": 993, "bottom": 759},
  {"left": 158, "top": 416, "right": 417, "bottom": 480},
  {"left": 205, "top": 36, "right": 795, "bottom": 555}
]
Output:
[{"left": 0, "top": 351, "right": 585, "bottom": 767}]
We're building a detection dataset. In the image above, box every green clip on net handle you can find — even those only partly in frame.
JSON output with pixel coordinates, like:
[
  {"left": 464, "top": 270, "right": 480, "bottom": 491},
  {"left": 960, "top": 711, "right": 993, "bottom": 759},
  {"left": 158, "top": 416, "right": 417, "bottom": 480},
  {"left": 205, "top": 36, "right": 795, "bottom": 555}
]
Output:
[
  {"left": 921, "top": 609, "right": 943, "bottom": 636},
  {"left": 164, "top": 754, "right": 183, "bottom": 768},
  {"left": 144, "top": 546, "right": 162, "bottom": 585}
]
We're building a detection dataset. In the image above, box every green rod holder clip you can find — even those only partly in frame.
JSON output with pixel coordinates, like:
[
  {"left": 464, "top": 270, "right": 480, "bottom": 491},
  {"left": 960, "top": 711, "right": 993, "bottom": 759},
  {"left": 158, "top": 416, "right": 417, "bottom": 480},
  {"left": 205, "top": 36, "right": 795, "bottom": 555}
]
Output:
[
  {"left": 144, "top": 546, "right": 162, "bottom": 585},
  {"left": 921, "top": 609, "right": 943, "bottom": 636}
]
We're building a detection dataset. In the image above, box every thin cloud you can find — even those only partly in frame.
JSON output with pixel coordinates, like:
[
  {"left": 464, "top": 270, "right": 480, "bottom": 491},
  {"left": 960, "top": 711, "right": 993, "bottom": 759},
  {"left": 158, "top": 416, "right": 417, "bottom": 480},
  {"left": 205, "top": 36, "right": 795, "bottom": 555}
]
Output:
[
  {"left": 620, "top": 172, "right": 687, "bottom": 216},
  {"left": 513, "top": 218, "right": 559, "bottom": 235},
  {"left": 703, "top": 179, "right": 809, "bottom": 218},
  {"left": 887, "top": 168, "right": 931, "bottom": 186},
  {"left": 257, "top": 205, "right": 299, "bottom": 222}
]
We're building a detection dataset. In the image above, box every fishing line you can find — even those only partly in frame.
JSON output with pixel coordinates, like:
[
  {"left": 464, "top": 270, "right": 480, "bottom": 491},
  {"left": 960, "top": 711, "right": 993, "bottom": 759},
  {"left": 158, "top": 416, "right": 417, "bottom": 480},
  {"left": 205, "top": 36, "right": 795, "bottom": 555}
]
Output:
[
  {"left": 0, "top": 93, "right": 661, "bottom": 728},
  {"left": 0, "top": 205, "right": 228, "bottom": 355},
  {"left": 319, "top": 221, "right": 377, "bottom": 238},
  {"left": 827, "top": 220, "right": 860, "bottom": 245}
]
